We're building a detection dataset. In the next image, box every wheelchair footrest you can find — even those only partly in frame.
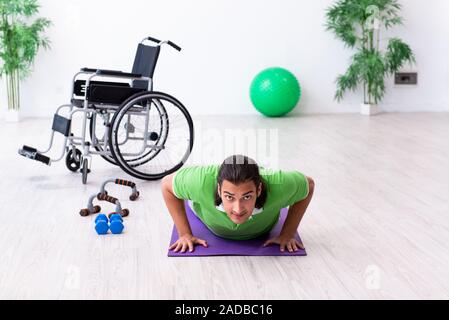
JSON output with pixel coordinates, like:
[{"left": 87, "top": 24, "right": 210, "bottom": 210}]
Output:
[{"left": 18, "top": 145, "right": 51, "bottom": 166}]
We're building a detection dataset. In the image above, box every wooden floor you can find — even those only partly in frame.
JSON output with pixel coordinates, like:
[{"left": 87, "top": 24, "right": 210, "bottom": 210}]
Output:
[{"left": 1, "top": 112, "right": 448, "bottom": 300}]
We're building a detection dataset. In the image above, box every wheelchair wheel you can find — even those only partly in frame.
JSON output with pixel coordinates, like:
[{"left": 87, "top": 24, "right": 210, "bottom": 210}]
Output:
[
  {"left": 109, "top": 91, "right": 194, "bottom": 180},
  {"left": 82, "top": 158, "right": 89, "bottom": 184},
  {"left": 65, "top": 148, "right": 82, "bottom": 172},
  {"left": 117, "top": 97, "right": 168, "bottom": 167},
  {"left": 90, "top": 107, "right": 166, "bottom": 167}
]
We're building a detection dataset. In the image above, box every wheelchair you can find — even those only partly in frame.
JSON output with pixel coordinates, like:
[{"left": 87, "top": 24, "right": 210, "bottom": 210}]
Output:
[{"left": 19, "top": 36, "right": 194, "bottom": 184}]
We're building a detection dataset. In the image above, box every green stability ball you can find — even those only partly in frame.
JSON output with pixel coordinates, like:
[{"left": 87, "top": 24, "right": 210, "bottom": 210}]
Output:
[{"left": 250, "top": 67, "right": 301, "bottom": 117}]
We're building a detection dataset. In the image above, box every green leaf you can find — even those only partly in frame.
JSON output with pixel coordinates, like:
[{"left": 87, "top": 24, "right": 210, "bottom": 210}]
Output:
[
  {"left": 385, "top": 38, "right": 415, "bottom": 74},
  {"left": 0, "top": 0, "right": 51, "bottom": 78},
  {"left": 325, "top": 0, "right": 415, "bottom": 104}
]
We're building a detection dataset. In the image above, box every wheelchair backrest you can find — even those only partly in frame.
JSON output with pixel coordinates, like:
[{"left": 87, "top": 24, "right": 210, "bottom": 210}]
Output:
[{"left": 132, "top": 44, "right": 161, "bottom": 79}]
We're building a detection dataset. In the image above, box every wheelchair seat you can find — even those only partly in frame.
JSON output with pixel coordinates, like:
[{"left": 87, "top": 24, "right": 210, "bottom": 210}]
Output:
[{"left": 72, "top": 79, "right": 146, "bottom": 107}]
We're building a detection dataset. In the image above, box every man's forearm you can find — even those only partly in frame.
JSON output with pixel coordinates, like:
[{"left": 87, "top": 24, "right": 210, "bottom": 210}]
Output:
[
  {"left": 280, "top": 180, "right": 315, "bottom": 238},
  {"left": 162, "top": 188, "right": 192, "bottom": 237}
]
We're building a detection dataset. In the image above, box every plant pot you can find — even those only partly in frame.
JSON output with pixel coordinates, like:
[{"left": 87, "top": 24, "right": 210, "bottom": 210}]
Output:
[
  {"left": 5, "top": 109, "right": 21, "bottom": 122},
  {"left": 360, "top": 103, "right": 381, "bottom": 116}
]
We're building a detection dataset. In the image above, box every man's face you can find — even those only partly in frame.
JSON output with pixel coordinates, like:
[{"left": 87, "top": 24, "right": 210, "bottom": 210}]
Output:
[{"left": 219, "top": 180, "right": 261, "bottom": 224}]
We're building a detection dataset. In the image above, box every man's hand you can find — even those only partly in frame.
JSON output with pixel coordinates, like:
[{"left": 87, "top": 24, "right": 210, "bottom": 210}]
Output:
[
  {"left": 169, "top": 234, "right": 208, "bottom": 253},
  {"left": 263, "top": 235, "right": 304, "bottom": 252}
]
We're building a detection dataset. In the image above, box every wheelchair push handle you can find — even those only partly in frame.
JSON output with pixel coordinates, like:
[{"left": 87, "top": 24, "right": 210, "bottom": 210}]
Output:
[
  {"left": 146, "top": 36, "right": 162, "bottom": 44},
  {"left": 145, "top": 36, "right": 182, "bottom": 51},
  {"left": 167, "top": 41, "right": 182, "bottom": 52}
]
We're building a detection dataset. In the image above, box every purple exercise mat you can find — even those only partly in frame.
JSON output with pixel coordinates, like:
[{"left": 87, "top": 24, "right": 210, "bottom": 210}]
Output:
[{"left": 168, "top": 202, "right": 307, "bottom": 257}]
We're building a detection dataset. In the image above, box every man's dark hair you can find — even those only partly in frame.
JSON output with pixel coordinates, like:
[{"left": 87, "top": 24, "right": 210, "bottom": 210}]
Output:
[{"left": 214, "top": 155, "right": 267, "bottom": 209}]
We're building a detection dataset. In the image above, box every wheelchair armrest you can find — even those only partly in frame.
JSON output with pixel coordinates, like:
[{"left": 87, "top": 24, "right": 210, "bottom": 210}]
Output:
[
  {"left": 81, "top": 67, "right": 99, "bottom": 73},
  {"left": 80, "top": 68, "right": 142, "bottom": 79},
  {"left": 96, "top": 69, "right": 142, "bottom": 78}
]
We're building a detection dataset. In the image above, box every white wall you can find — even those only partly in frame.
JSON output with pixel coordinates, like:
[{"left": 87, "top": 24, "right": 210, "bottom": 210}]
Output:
[{"left": 1, "top": 0, "right": 448, "bottom": 118}]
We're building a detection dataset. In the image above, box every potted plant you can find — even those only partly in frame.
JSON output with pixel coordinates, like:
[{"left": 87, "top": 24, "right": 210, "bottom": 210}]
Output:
[
  {"left": 0, "top": 0, "right": 51, "bottom": 122},
  {"left": 326, "top": 0, "right": 415, "bottom": 115}
]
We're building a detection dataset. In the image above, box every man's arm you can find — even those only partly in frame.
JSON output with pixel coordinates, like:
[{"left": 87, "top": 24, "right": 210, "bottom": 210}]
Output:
[
  {"left": 161, "top": 173, "right": 192, "bottom": 237},
  {"left": 280, "top": 176, "right": 315, "bottom": 238},
  {"left": 264, "top": 176, "right": 315, "bottom": 252},
  {"left": 161, "top": 174, "right": 208, "bottom": 252}
]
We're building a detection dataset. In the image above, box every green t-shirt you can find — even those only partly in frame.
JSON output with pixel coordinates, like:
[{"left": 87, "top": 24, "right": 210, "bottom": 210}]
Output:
[{"left": 172, "top": 165, "right": 309, "bottom": 240}]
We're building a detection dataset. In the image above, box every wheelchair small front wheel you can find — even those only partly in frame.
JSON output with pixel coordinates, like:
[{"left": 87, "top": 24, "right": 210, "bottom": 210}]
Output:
[
  {"left": 65, "top": 148, "right": 82, "bottom": 172},
  {"left": 81, "top": 158, "right": 89, "bottom": 184},
  {"left": 109, "top": 91, "right": 194, "bottom": 180}
]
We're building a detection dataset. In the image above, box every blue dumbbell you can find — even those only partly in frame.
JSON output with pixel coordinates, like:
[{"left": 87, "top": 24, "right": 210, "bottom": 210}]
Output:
[
  {"left": 95, "top": 214, "right": 109, "bottom": 235},
  {"left": 109, "top": 213, "right": 124, "bottom": 234}
]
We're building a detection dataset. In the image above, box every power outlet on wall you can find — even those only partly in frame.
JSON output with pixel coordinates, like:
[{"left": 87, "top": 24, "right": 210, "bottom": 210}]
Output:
[{"left": 395, "top": 72, "right": 418, "bottom": 85}]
